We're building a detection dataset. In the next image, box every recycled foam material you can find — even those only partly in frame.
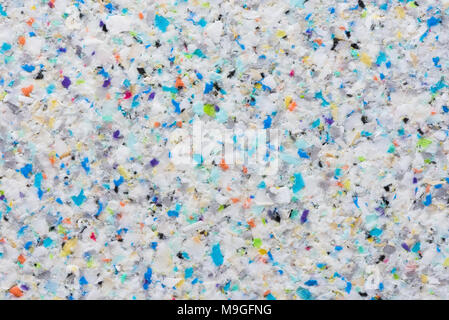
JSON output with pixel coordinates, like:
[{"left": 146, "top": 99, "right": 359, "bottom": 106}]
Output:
[{"left": 1, "top": 0, "right": 449, "bottom": 300}]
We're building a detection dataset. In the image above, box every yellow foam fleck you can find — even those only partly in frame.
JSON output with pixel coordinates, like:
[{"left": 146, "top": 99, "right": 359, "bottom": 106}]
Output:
[
  {"left": 49, "top": 99, "right": 58, "bottom": 111},
  {"left": 176, "top": 279, "right": 185, "bottom": 288},
  {"left": 302, "top": 56, "right": 310, "bottom": 64},
  {"left": 421, "top": 274, "right": 428, "bottom": 283},
  {"left": 48, "top": 117, "right": 55, "bottom": 129},
  {"left": 444, "top": 257, "right": 449, "bottom": 267},
  {"left": 284, "top": 96, "right": 292, "bottom": 107},
  {"left": 118, "top": 165, "right": 130, "bottom": 179},
  {"left": 395, "top": 6, "right": 405, "bottom": 19},
  {"left": 330, "top": 103, "right": 338, "bottom": 120},
  {"left": 61, "top": 238, "right": 77, "bottom": 257},
  {"left": 276, "top": 30, "right": 286, "bottom": 38},
  {"left": 360, "top": 52, "right": 372, "bottom": 66}
]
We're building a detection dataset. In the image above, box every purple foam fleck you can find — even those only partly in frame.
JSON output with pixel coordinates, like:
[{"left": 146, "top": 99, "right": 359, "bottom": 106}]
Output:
[
  {"left": 61, "top": 76, "right": 71, "bottom": 89},
  {"left": 150, "top": 158, "right": 159, "bottom": 167}
]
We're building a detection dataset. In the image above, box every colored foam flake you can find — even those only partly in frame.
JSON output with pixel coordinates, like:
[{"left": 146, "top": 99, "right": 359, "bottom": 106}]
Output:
[
  {"left": 211, "top": 243, "right": 224, "bottom": 266},
  {"left": 1, "top": 0, "right": 449, "bottom": 301},
  {"left": 61, "top": 76, "right": 71, "bottom": 89},
  {"left": 155, "top": 14, "right": 170, "bottom": 32},
  {"left": 150, "top": 158, "right": 159, "bottom": 167}
]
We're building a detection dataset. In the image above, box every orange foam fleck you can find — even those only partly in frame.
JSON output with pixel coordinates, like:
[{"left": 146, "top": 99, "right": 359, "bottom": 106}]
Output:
[
  {"left": 18, "top": 36, "right": 26, "bottom": 46},
  {"left": 219, "top": 158, "right": 229, "bottom": 171},
  {"left": 17, "top": 254, "right": 26, "bottom": 264},
  {"left": 21, "top": 85, "right": 34, "bottom": 97},
  {"left": 9, "top": 286, "right": 23, "bottom": 298}
]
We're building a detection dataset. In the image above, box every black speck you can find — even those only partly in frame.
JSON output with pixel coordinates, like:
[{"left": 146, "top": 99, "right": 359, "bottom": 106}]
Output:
[
  {"left": 331, "top": 38, "right": 340, "bottom": 51},
  {"left": 155, "top": 40, "right": 161, "bottom": 48},
  {"left": 359, "top": 292, "right": 368, "bottom": 297},
  {"left": 213, "top": 82, "right": 221, "bottom": 92},
  {"left": 102, "top": 24, "right": 108, "bottom": 33},
  {"left": 35, "top": 70, "right": 44, "bottom": 80},
  {"left": 361, "top": 115, "right": 368, "bottom": 123},
  {"left": 227, "top": 70, "right": 236, "bottom": 78},
  {"left": 351, "top": 43, "right": 360, "bottom": 49},
  {"left": 137, "top": 67, "right": 146, "bottom": 76},
  {"left": 268, "top": 209, "right": 281, "bottom": 223},
  {"left": 403, "top": 117, "right": 409, "bottom": 123},
  {"left": 358, "top": 0, "right": 365, "bottom": 9},
  {"left": 345, "top": 31, "right": 351, "bottom": 38}
]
